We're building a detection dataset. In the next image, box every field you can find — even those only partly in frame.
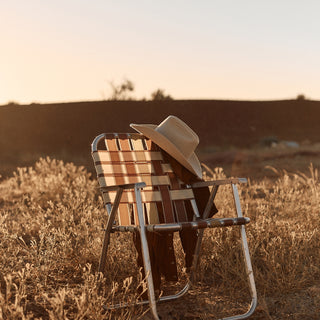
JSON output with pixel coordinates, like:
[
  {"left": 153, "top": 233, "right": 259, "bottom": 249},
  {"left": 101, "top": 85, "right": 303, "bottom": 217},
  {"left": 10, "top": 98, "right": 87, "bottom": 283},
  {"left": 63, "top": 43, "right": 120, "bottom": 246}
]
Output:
[
  {"left": 0, "top": 101, "right": 320, "bottom": 319},
  {"left": 1, "top": 152, "right": 319, "bottom": 319},
  {"left": 1, "top": 99, "right": 320, "bottom": 177}
]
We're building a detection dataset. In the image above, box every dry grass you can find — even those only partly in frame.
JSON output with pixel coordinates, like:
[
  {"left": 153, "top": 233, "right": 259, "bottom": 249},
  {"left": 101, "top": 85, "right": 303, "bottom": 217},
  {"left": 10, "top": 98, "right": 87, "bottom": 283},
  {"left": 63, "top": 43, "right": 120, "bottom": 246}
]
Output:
[{"left": 0, "top": 158, "right": 319, "bottom": 319}]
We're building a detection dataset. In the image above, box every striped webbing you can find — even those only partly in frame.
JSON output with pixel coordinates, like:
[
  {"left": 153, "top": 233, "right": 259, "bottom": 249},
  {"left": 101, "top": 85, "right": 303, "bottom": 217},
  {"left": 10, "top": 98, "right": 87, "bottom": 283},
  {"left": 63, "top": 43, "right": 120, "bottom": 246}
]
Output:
[{"left": 92, "top": 133, "right": 192, "bottom": 226}]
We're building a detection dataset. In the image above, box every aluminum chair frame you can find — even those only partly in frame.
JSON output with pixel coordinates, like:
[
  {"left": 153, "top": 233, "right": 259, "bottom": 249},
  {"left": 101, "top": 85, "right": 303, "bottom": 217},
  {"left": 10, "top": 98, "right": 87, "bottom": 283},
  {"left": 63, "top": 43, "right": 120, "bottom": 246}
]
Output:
[{"left": 92, "top": 133, "right": 257, "bottom": 320}]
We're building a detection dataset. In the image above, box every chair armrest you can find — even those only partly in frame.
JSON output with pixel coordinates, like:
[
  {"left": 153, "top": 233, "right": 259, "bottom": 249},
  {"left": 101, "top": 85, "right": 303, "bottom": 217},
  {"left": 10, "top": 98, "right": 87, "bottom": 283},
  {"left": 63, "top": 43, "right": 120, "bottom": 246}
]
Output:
[
  {"left": 191, "top": 178, "right": 247, "bottom": 188},
  {"left": 100, "top": 182, "right": 146, "bottom": 192}
]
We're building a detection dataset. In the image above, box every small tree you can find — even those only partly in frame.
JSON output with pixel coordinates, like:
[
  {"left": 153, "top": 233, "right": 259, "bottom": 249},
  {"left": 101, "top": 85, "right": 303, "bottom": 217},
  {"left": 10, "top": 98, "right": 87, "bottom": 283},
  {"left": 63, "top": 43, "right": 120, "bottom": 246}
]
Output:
[
  {"left": 109, "top": 79, "right": 135, "bottom": 100},
  {"left": 6, "top": 101, "right": 20, "bottom": 106},
  {"left": 150, "top": 89, "right": 173, "bottom": 101},
  {"left": 296, "top": 94, "right": 306, "bottom": 101}
]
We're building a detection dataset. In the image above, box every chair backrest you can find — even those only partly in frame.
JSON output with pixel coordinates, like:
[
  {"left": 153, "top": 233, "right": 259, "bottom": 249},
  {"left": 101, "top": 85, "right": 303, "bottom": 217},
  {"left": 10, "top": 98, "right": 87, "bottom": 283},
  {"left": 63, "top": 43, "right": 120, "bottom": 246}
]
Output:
[{"left": 92, "top": 133, "right": 197, "bottom": 226}]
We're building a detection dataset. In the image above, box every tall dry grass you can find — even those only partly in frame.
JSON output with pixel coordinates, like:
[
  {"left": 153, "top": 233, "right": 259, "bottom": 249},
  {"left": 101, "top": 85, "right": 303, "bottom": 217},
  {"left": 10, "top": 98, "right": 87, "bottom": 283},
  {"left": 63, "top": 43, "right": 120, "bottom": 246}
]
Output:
[{"left": 0, "top": 158, "right": 319, "bottom": 319}]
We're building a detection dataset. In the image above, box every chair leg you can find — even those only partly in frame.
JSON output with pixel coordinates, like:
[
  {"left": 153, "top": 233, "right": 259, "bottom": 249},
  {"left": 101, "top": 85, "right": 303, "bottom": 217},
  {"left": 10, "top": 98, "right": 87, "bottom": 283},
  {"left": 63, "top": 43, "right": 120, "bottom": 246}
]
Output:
[
  {"left": 190, "top": 185, "right": 219, "bottom": 284},
  {"left": 134, "top": 186, "right": 160, "bottom": 320},
  {"left": 99, "top": 188, "right": 123, "bottom": 273},
  {"left": 102, "top": 183, "right": 256, "bottom": 319},
  {"left": 229, "top": 184, "right": 257, "bottom": 319},
  {"left": 189, "top": 230, "right": 203, "bottom": 284},
  {"left": 101, "top": 185, "right": 188, "bottom": 318},
  {"left": 190, "top": 184, "right": 257, "bottom": 319}
]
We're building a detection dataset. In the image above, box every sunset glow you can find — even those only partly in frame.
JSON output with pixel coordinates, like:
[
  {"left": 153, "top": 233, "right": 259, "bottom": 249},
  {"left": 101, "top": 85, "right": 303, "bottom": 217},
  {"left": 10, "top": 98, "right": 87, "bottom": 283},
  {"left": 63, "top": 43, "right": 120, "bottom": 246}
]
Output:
[{"left": 1, "top": 0, "right": 320, "bottom": 105}]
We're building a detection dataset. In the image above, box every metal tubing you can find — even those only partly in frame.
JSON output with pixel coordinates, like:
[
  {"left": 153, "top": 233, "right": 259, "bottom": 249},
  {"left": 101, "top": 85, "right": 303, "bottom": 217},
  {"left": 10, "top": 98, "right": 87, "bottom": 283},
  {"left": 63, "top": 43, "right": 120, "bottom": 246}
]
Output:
[
  {"left": 190, "top": 185, "right": 219, "bottom": 284},
  {"left": 134, "top": 185, "right": 159, "bottom": 320},
  {"left": 159, "top": 282, "right": 190, "bottom": 302},
  {"left": 225, "top": 183, "right": 257, "bottom": 320},
  {"left": 192, "top": 178, "right": 247, "bottom": 189},
  {"left": 91, "top": 133, "right": 106, "bottom": 152},
  {"left": 190, "top": 198, "right": 200, "bottom": 218},
  {"left": 103, "top": 182, "right": 257, "bottom": 319},
  {"left": 145, "top": 217, "right": 249, "bottom": 233},
  {"left": 103, "top": 282, "right": 190, "bottom": 310},
  {"left": 98, "top": 187, "right": 123, "bottom": 273}
]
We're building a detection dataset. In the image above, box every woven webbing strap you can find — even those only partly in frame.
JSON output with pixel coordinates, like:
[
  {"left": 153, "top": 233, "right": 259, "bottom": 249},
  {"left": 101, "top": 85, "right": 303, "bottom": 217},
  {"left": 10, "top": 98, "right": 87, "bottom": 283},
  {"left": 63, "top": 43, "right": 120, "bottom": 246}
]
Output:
[{"left": 92, "top": 133, "right": 193, "bottom": 226}]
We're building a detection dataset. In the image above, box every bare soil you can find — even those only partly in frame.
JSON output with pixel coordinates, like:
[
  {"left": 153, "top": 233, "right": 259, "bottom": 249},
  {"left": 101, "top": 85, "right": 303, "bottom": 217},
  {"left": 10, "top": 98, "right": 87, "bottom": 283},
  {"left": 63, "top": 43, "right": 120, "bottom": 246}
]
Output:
[{"left": 1, "top": 99, "right": 320, "bottom": 178}]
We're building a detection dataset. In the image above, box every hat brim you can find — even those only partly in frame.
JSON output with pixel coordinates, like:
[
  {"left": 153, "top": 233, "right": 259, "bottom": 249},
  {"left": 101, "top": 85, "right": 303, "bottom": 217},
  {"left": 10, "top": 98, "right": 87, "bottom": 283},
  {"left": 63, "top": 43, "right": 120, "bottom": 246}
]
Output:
[{"left": 130, "top": 123, "right": 202, "bottom": 179}]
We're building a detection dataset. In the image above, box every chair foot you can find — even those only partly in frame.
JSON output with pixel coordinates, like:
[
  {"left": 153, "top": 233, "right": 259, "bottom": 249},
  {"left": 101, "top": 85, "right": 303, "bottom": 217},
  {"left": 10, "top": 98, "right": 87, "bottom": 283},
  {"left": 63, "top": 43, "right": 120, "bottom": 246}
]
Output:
[{"left": 102, "top": 281, "right": 190, "bottom": 310}]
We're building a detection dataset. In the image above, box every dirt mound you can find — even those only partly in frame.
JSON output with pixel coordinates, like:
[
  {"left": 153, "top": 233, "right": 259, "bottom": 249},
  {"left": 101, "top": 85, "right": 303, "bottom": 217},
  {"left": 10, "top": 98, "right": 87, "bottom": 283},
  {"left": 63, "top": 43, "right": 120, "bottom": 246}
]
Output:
[{"left": 1, "top": 99, "right": 320, "bottom": 177}]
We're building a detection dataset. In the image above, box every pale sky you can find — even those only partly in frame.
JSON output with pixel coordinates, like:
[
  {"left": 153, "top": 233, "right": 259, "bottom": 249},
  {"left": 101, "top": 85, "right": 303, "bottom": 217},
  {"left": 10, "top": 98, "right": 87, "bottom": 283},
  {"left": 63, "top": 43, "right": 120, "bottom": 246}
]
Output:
[{"left": 1, "top": 0, "right": 319, "bottom": 105}]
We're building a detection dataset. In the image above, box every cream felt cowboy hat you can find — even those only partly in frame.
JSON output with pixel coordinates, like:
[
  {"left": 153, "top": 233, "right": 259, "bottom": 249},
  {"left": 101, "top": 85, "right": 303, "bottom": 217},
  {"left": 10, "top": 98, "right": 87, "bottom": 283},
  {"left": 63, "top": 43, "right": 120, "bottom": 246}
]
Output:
[{"left": 130, "top": 115, "right": 202, "bottom": 178}]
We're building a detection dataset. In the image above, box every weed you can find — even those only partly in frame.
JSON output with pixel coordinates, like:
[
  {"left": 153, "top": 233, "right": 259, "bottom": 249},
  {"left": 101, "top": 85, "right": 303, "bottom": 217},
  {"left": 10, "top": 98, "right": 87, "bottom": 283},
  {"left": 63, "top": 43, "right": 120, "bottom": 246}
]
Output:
[{"left": 0, "top": 158, "right": 319, "bottom": 318}]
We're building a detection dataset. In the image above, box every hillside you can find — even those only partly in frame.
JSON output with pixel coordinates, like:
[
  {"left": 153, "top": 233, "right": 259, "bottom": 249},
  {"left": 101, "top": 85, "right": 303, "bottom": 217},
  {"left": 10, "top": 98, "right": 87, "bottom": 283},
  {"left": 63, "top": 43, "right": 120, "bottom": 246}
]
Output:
[{"left": 1, "top": 99, "right": 320, "bottom": 177}]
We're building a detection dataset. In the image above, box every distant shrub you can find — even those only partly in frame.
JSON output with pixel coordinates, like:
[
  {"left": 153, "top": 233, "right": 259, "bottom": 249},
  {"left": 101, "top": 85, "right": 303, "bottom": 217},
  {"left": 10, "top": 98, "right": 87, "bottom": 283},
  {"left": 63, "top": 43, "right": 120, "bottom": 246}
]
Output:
[
  {"left": 296, "top": 94, "right": 306, "bottom": 101},
  {"left": 150, "top": 89, "right": 173, "bottom": 101},
  {"left": 6, "top": 101, "right": 20, "bottom": 106},
  {"left": 108, "top": 79, "right": 135, "bottom": 100}
]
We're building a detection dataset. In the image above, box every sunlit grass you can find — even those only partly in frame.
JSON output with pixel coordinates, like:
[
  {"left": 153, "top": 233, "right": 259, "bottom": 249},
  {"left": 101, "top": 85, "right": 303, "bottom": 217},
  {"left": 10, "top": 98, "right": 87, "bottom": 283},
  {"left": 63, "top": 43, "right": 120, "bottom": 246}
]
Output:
[{"left": 0, "top": 158, "right": 319, "bottom": 319}]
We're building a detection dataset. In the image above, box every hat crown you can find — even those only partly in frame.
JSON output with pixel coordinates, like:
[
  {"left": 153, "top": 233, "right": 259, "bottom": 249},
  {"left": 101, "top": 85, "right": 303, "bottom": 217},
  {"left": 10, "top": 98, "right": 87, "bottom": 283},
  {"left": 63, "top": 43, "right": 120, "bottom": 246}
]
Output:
[
  {"left": 155, "top": 116, "right": 199, "bottom": 159},
  {"left": 130, "top": 115, "right": 202, "bottom": 178}
]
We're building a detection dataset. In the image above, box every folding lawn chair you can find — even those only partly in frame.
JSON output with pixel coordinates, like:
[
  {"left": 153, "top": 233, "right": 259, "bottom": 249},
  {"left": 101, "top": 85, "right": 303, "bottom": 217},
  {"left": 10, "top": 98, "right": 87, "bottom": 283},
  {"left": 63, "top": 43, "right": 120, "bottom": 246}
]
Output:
[{"left": 91, "top": 132, "right": 257, "bottom": 320}]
